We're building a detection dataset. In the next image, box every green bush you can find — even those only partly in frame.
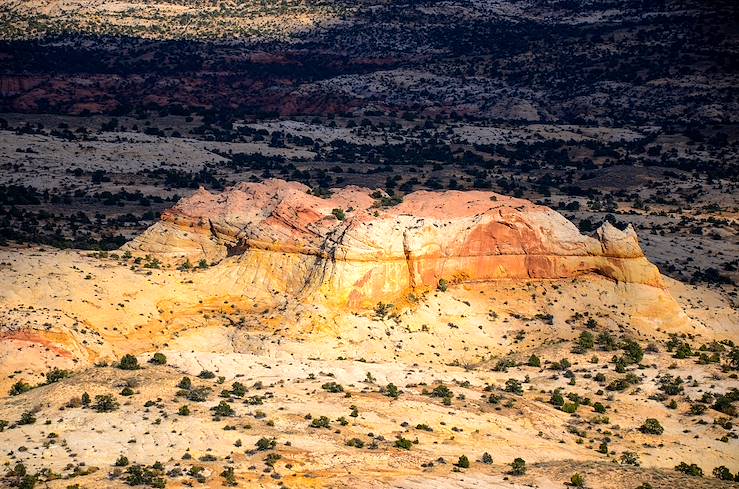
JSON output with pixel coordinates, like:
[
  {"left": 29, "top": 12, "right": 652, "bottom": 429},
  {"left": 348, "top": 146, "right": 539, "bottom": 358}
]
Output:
[
  {"left": 230, "top": 382, "right": 246, "bottom": 398},
  {"left": 255, "top": 437, "right": 276, "bottom": 451},
  {"left": 457, "top": 455, "right": 470, "bottom": 469},
  {"left": 510, "top": 457, "right": 526, "bottom": 475},
  {"left": 527, "top": 354, "right": 541, "bottom": 367},
  {"left": 18, "top": 411, "right": 36, "bottom": 425},
  {"left": 620, "top": 451, "right": 640, "bottom": 466},
  {"left": 45, "top": 368, "right": 70, "bottom": 384},
  {"left": 149, "top": 353, "right": 167, "bottom": 365},
  {"left": 331, "top": 208, "right": 346, "bottom": 220},
  {"left": 394, "top": 437, "right": 413, "bottom": 450},
  {"left": 9, "top": 380, "right": 32, "bottom": 396},
  {"left": 639, "top": 418, "right": 664, "bottom": 435},
  {"left": 550, "top": 389, "right": 565, "bottom": 406},
  {"left": 321, "top": 382, "right": 343, "bottom": 393},
  {"left": 383, "top": 383, "right": 401, "bottom": 398},
  {"left": 118, "top": 354, "right": 140, "bottom": 370},
  {"left": 124, "top": 464, "right": 165, "bottom": 488},
  {"left": 220, "top": 466, "right": 237, "bottom": 486},
  {"left": 562, "top": 402, "right": 578, "bottom": 413},
  {"left": 186, "top": 387, "right": 211, "bottom": 402},
  {"left": 115, "top": 455, "right": 129, "bottom": 467},
  {"left": 94, "top": 394, "right": 119, "bottom": 413},
  {"left": 197, "top": 370, "right": 215, "bottom": 379},
  {"left": 570, "top": 473, "right": 585, "bottom": 487},
  {"left": 505, "top": 379, "right": 523, "bottom": 395},
  {"left": 178, "top": 405, "right": 190, "bottom": 416},
  {"left": 576, "top": 331, "right": 594, "bottom": 351},
  {"left": 211, "top": 401, "right": 235, "bottom": 417},
  {"left": 675, "top": 462, "right": 703, "bottom": 477},
  {"left": 429, "top": 384, "right": 452, "bottom": 398},
  {"left": 310, "top": 416, "right": 331, "bottom": 428},
  {"left": 346, "top": 438, "right": 365, "bottom": 448}
]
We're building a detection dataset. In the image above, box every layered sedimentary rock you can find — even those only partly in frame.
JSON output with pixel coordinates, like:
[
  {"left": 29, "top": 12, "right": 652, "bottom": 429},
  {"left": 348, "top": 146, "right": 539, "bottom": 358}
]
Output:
[{"left": 123, "top": 179, "right": 664, "bottom": 308}]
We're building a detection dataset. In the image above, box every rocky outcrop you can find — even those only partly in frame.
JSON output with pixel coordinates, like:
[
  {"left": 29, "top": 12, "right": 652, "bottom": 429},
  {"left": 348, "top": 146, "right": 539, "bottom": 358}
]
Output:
[{"left": 123, "top": 179, "right": 664, "bottom": 308}]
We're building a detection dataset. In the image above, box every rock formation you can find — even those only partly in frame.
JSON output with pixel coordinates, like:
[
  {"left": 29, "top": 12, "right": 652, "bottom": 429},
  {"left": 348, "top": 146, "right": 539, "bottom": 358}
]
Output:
[{"left": 123, "top": 179, "right": 664, "bottom": 308}]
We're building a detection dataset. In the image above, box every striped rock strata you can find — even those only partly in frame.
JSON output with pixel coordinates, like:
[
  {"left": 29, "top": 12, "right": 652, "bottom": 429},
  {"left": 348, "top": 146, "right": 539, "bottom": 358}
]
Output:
[{"left": 123, "top": 179, "right": 664, "bottom": 308}]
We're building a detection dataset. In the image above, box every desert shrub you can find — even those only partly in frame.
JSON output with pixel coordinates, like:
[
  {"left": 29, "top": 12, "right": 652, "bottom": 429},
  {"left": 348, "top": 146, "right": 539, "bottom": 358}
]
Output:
[
  {"left": 713, "top": 391, "right": 738, "bottom": 416},
  {"left": 574, "top": 332, "right": 594, "bottom": 353},
  {"left": 115, "top": 455, "right": 130, "bottom": 467},
  {"left": 621, "top": 339, "right": 644, "bottom": 364},
  {"left": 562, "top": 402, "right": 578, "bottom": 413},
  {"left": 481, "top": 452, "right": 493, "bottom": 464},
  {"left": 658, "top": 374, "right": 684, "bottom": 395},
  {"left": 310, "top": 416, "right": 331, "bottom": 428},
  {"left": 505, "top": 379, "right": 523, "bottom": 395},
  {"left": 220, "top": 466, "right": 237, "bottom": 486},
  {"left": 550, "top": 358, "right": 571, "bottom": 370},
  {"left": 593, "top": 402, "right": 606, "bottom": 413},
  {"left": 571, "top": 473, "right": 585, "bottom": 487},
  {"left": 527, "top": 354, "right": 541, "bottom": 367},
  {"left": 494, "top": 358, "right": 516, "bottom": 372},
  {"left": 321, "top": 382, "right": 343, "bottom": 393},
  {"left": 178, "top": 405, "right": 190, "bottom": 416},
  {"left": 437, "top": 278, "right": 448, "bottom": 292},
  {"left": 197, "top": 370, "right": 215, "bottom": 379},
  {"left": 331, "top": 208, "right": 346, "bottom": 220},
  {"left": 547, "top": 388, "right": 564, "bottom": 407},
  {"left": 211, "top": 401, "right": 235, "bottom": 417},
  {"left": 9, "top": 380, "right": 32, "bottom": 396},
  {"left": 45, "top": 368, "right": 70, "bottom": 384},
  {"left": 620, "top": 451, "right": 640, "bottom": 466},
  {"left": 383, "top": 383, "right": 401, "bottom": 398},
  {"left": 394, "top": 437, "right": 413, "bottom": 450},
  {"left": 120, "top": 386, "right": 134, "bottom": 396},
  {"left": 510, "top": 457, "right": 526, "bottom": 475},
  {"left": 639, "top": 418, "right": 664, "bottom": 435},
  {"left": 118, "top": 354, "right": 140, "bottom": 370},
  {"left": 148, "top": 353, "right": 166, "bottom": 365},
  {"left": 94, "top": 394, "right": 119, "bottom": 412},
  {"left": 675, "top": 462, "right": 703, "bottom": 477},
  {"left": 597, "top": 332, "right": 617, "bottom": 351},
  {"left": 428, "top": 384, "right": 453, "bottom": 398},
  {"left": 177, "top": 377, "right": 192, "bottom": 390},
  {"left": 255, "top": 437, "right": 276, "bottom": 451},
  {"left": 346, "top": 438, "right": 364, "bottom": 448},
  {"left": 18, "top": 411, "right": 36, "bottom": 425},
  {"left": 230, "top": 382, "right": 246, "bottom": 398},
  {"left": 124, "top": 464, "right": 165, "bottom": 488},
  {"left": 457, "top": 455, "right": 470, "bottom": 469},
  {"left": 713, "top": 466, "right": 733, "bottom": 481},
  {"left": 689, "top": 403, "right": 707, "bottom": 416},
  {"left": 186, "top": 387, "right": 211, "bottom": 402}
]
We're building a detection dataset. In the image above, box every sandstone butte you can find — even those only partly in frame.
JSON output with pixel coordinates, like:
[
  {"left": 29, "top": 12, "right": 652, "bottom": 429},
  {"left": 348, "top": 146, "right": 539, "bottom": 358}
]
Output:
[{"left": 123, "top": 179, "right": 665, "bottom": 309}]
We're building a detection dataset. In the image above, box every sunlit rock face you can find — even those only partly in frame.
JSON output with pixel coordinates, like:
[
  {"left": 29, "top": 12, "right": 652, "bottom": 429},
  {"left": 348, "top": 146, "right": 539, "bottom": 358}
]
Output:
[{"left": 123, "top": 179, "right": 664, "bottom": 308}]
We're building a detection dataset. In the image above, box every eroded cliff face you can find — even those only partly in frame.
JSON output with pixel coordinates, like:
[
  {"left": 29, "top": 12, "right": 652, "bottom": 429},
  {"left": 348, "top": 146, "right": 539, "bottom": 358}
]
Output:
[{"left": 122, "top": 179, "right": 664, "bottom": 308}]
